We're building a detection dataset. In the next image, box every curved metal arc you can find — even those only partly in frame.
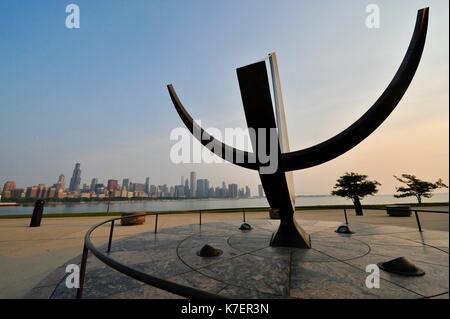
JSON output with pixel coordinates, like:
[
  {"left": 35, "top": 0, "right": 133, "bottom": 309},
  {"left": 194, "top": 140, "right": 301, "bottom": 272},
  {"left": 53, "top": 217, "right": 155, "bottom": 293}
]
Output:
[
  {"left": 82, "top": 213, "right": 225, "bottom": 299},
  {"left": 282, "top": 8, "right": 429, "bottom": 171},
  {"left": 167, "top": 84, "right": 259, "bottom": 170}
]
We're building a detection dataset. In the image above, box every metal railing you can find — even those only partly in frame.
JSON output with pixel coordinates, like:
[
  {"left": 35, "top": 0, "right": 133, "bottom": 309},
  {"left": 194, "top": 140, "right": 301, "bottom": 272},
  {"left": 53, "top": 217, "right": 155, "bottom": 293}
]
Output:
[
  {"left": 340, "top": 207, "right": 449, "bottom": 233},
  {"left": 76, "top": 208, "right": 250, "bottom": 299},
  {"left": 75, "top": 206, "right": 448, "bottom": 299}
]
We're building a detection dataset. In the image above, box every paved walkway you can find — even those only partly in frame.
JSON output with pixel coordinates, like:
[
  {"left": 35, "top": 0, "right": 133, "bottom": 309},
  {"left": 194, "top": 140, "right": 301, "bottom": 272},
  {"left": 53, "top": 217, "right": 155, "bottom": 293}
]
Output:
[{"left": 0, "top": 208, "right": 447, "bottom": 298}]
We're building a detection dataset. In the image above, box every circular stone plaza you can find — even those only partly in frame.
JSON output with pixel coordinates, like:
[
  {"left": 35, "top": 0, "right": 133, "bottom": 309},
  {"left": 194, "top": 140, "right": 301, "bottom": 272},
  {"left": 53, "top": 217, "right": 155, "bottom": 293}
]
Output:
[{"left": 16, "top": 208, "right": 448, "bottom": 299}]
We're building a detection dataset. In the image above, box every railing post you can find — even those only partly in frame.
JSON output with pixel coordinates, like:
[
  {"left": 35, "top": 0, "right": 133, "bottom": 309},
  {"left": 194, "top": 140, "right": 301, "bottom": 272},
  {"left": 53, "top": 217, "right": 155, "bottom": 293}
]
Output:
[
  {"left": 344, "top": 208, "right": 349, "bottom": 224},
  {"left": 414, "top": 210, "right": 423, "bottom": 232},
  {"left": 154, "top": 214, "right": 159, "bottom": 234},
  {"left": 76, "top": 243, "right": 89, "bottom": 299},
  {"left": 107, "top": 220, "right": 115, "bottom": 253},
  {"left": 243, "top": 208, "right": 246, "bottom": 222},
  {"left": 199, "top": 210, "right": 202, "bottom": 226}
]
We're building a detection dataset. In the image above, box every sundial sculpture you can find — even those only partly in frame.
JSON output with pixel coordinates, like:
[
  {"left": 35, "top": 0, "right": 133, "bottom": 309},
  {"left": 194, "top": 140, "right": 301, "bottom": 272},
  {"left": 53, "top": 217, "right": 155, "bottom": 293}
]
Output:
[{"left": 167, "top": 8, "right": 429, "bottom": 248}]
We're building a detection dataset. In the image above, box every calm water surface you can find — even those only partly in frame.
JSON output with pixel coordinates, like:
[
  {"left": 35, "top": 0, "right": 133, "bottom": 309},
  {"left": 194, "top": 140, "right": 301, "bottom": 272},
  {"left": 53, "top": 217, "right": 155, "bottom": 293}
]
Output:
[{"left": 1, "top": 193, "right": 448, "bottom": 216}]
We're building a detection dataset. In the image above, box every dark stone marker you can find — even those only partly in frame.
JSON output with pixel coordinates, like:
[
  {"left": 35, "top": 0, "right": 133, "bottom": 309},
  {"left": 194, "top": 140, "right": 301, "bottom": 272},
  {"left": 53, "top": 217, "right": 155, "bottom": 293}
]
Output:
[
  {"left": 239, "top": 223, "right": 252, "bottom": 231},
  {"left": 30, "top": 200, "right": 45, "bottom": 227},
  {"left": 335, "top": 225, "right": 354, "bottom": 234},
  {"left": 378, "top": 257, "right": 425, "bottom": 276},
  {"left": 197, "top": 244, "right": 223, "bottom": 257}
]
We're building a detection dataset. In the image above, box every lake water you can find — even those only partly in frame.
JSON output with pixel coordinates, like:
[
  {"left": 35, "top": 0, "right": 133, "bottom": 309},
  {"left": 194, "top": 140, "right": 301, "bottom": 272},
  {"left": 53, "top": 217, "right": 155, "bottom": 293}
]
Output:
[{"left": 1, "top": 193, "right": 448, "bottom": 216}]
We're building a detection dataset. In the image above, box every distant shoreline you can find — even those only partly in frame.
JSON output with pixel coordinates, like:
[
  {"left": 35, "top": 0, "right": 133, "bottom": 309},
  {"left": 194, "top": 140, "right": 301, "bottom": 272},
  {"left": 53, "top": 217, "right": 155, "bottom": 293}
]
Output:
[
  {"left": 2, "top": 193, "right": 449, "bottom": 206},
  {"left": 1, "top": 197, "right": 265, "bottom": 205},
  {"left": 0, "top": 202, "right": 447, "bottom": 219}
]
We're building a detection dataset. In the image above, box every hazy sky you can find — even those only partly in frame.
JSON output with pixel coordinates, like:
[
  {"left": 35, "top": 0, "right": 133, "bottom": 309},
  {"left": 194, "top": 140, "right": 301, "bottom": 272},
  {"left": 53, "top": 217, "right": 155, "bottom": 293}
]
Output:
[{"left": 0, "top": 0, "right": 448, "bottom": 195}]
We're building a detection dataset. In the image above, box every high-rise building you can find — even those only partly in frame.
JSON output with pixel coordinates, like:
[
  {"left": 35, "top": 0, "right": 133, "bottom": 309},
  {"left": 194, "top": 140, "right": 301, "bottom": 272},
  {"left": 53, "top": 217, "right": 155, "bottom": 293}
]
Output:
[
  {"left": 11, "top": 188, "right": 24, "bottom": 199},
  {"left": 221, "top": 181, "right": 228, "bottom": 198},
  {"left": 36, "top": 184, "right": 48, "bottom": 199},
  {"left": 208, "top": 187, "right": 215, "bottom": 198},
  {"left": 90, "top": 178, "right": 98, "bottom": 192},
  {"left": 228, "top": 184, "right": 238, "bottom": 198},
  {"left": 158, "top": 184, "right": 169, "bottom": 197},
  {"left": 122, "top": 178, "right": 130, "bottom": 190},
  {"left": 69, "top": 163, "right": 82, "bottom": 192},
  {"left": 181, "top": 176, "right": 184, "bottom": 186},
  {"left": 205, "top": 179, "right": 210, "bottom": 197},
  {"left": 145, "top": 177, "right": 150, "bottom": 194},
  {"left": 214, "top": 186, "right": 222, "bottom": 198},
  {"left": 56, "top": 174, "right": 65, "bottom": 191},
  {"left": 258, "top": 184, "right": 265, "bottom": 198},
  {"left": 174, "top": 185, "right": 186, "bottom": 198},
  {"left": 94, "top": 184, "right": 105, "bottom": 195},
  {"left": 107, "top": 179, "right": 119, "bottom": 191},
  {"left": 245, "top": 185, "right": 251, "bottom": 198},
  {"left": 133, "top": 183, "right": 146, "bottom": 193},
  {"left": 26, "top": 186, "right": 39, "bottom": 199},
  {"left": 196, "top": 179, "right": 209, "bottom": 198},
  {"left": 190, "top": 171, "right": 197, "bottom": 198},
  {"left": 184, "top": 179, "right": 190, "bottom": 197},
  {"left": 169, "top": 186, "right": 175, "bottom": 197},
  {"left": 150, "top": 185, "right": 157, "bottom": 197},
  {"left": 1, "top": 181, "right": 16, "bottom": 197},
  {"left": 47, "top": 187, "right": 57, "bottom": 199},
  {"left": 196, "top": 179, "right": 202, "bottom": 198},
  {"left": 120, "top": 187, "right": 128, "bottom": 198}
]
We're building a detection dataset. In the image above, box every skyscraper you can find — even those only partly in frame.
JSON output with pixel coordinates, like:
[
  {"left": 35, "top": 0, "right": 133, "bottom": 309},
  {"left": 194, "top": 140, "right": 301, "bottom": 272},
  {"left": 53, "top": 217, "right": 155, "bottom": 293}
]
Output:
[
  {"left": 1, "top": 181, "right": 16, "bottom": 198},
  {"left": 196, "top": 179, "right": 209, "bottom": 198},
  {"left": 245, "top": 185, "right": 251, "bottom": 198},
  {"left": 222, "top": 181, "right": 228, "bottom": 198},
  {"left": 228, "top": 184, "right": 238, "bottom": 198},
  {"left": 107, "top": 179, "right": 119, "bottom": 191},
  {"left": 205, "top": 179, "right": 210, "bottom": 198},
  {"left": 174, "top": 185, "right": 186, "bottom": 198},
  {"left": 69, "top": 163, "right": 81, "bottom": 192},
  {"left": 56, "top": 174, "right": 65, "bottom": 191},
  {"left": 26, "top": 186, "right": 39, "bottom": 199},
  {"left": 258, "top": 184, "right": 264, "bottom": 197},
  {"left": 145, "top": 177, "right": 150, "bottom": 194},
  {"left": 90, "top": 178, "right": 98, "bottom": 192},
  {"left": 122, "top": 178, "right": 130, "bottom": 190},
  {"left": 2, "top": 181, "right": 16, "bottom": 193},
  {"left": 36, "top": 184, "right": 48, "bottom": 199},
  {"left": 184, "top": 179, "right": 190, "bottom": 197},
  {"left": 258, "top": 184, "right": 265, "bottom": 198},
  {"left": 190, "top": 171, "right": 196, "bottom": 198},
  {"left": 133, "top": 183, "right": 145, "bottom": 193}
]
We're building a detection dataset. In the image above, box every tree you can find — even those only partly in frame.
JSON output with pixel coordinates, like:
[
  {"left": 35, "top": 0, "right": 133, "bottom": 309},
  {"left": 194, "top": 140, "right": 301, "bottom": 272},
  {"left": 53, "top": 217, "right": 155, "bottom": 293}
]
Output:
[
  {"left": 331, "top": 172, "right": 381, "bottom": 216},
  {"left": 394, "top": 174, "right": 448, "bottom": 205}
]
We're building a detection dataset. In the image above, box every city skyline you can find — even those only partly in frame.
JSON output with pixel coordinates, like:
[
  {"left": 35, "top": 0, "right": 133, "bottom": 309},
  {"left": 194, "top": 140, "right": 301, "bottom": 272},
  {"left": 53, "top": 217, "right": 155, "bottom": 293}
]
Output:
[
  {"left": 0, "top": 1, "right": 448, "bottom": 195},
  {"left": 1, "top": 160, "right": 448, "bottom": 199},
  {"left": 0, "top": 162, "right": 260, "bottom": 201}
]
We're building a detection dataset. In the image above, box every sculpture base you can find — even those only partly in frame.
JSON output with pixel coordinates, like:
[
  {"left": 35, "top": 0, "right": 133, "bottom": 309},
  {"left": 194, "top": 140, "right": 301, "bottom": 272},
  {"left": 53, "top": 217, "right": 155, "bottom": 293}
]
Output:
[
  {"left": 30, "top": 219, "right": 448, "bottom": 299},
  {"left": 270, "top": 219, "right": 311, "bottom": 248}
]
